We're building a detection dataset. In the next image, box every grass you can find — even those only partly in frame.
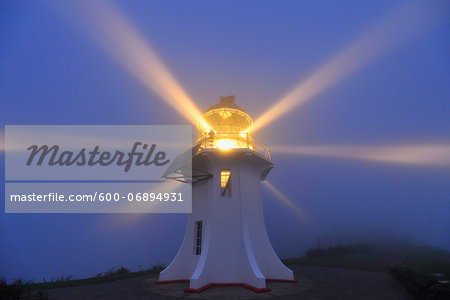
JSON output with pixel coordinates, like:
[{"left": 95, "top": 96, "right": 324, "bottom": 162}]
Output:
[
  {"left": 283, "top": 252, "right": 374, "bottom": 268},
  {"left": 283, "top": 243, "right": 450, "bottom": 276},
  {"left": 284, "top": 244, "right": 450, "bottom": 299},
  {"left": 282, "top": 244, "right": 387, "bottom": 272},
  {"left": 0, "top": 277, "right": 32, "bottom": 299},
  {"left": 27, "top": 264, "right": 165, "bottom": 291},
  {"left": 394, "top": 245, "right": 450, "bottom": 278},
  {"left": 304, "top": 244, "right": 373, "bottom": 257},
  {"left": 389, "top": 246, "right": 450, "bottom": 299},
  {"left": 5, "top": 243, "right": 449, "bottom": 296}
]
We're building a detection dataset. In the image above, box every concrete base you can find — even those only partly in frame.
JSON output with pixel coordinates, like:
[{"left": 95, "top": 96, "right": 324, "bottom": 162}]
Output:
[{"left": 155, "top": 278, "right": 298, "bottom": 294}]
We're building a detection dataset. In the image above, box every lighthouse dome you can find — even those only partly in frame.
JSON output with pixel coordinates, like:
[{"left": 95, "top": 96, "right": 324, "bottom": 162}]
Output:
[{"left": 196, "top": 96, "right": 260, "bottom": 152}]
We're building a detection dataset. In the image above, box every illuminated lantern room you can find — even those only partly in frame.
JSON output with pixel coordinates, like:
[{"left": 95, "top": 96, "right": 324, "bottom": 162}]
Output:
[{"left": 196, "top": 96, "right": 270, "bottom": 158}]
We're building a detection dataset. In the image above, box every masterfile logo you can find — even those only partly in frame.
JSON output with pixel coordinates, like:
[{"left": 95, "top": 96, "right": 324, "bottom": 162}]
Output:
[
  {"left": 5, "top": 125, "right": 191, "bottom": 180},
  {"left": 25, "top": 142, "right": 170, "bottom": 172}
]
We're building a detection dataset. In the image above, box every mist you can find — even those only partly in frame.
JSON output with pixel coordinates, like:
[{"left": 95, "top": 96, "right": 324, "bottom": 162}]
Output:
[{"left": 1, "top": 0, "right": 449, "bottom": 283}]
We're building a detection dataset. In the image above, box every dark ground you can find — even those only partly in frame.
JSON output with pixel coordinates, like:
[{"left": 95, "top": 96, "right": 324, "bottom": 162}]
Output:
[
  {"left": 28, "top": 265, "right": 410, "bottom": 300},
  {"left": 22, "top": 245, "right": 448, "bottom": 299}
]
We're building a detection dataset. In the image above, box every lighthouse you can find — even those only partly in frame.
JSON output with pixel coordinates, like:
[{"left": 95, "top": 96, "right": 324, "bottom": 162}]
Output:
[{"left": 158, "top": 96, "right": 295, "bottom": 292}]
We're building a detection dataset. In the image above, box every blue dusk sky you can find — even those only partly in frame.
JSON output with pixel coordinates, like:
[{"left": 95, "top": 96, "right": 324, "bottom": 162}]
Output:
[{"left": 0, "top": 0, "right": 449, "bottom": 281}]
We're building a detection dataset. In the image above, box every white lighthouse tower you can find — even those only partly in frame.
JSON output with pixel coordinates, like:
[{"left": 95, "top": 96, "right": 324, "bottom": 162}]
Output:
[{"left": 158, "top": 96, "right": 295, "bottom": 292}]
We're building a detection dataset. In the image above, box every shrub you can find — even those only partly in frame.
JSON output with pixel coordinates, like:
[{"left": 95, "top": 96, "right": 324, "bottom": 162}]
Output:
[
  {"left": 306, "top": 244, "right": 372, "bottom": 257},
  {"left": 0, "top": 277, "right": 31, "bottom": 300}
]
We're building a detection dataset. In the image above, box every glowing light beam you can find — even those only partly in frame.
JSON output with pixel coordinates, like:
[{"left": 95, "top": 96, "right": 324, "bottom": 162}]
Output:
[
  {"left": 272, "top": 144, "right": 450, "bottom": 167},
  {"left": 54, "top": 0, "right": 209, "bottom": 131},
  {"left": 251, "top": 3, "right": 444, "bottom": 133},
  {"left": 262, "top": 180, "right": 313, "bottom": 225}
]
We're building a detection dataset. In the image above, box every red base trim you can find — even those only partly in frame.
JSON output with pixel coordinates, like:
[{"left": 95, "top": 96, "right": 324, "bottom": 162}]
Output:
[
  {"left": 154, "top": 278, "right": 298, "bottom": 293},
  {"left": 266, "top": 278, "right": 298, "bottom": 283},
  {"left": 154, "top": 279, "right": 190, "bottom": 284},
  {"left": 184, "top": 283, "right": 271, "bottom": 293}
]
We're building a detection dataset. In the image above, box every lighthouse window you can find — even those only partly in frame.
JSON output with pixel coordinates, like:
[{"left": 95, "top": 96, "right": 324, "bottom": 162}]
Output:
[
  {"left": 220, "top": 169, "right": 231, "bottom": 196},
  {"left": 194, "top": 221, "right": 202, "bottom": 255}
]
